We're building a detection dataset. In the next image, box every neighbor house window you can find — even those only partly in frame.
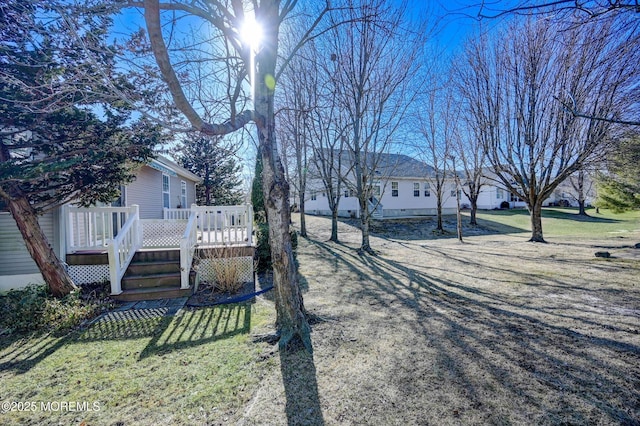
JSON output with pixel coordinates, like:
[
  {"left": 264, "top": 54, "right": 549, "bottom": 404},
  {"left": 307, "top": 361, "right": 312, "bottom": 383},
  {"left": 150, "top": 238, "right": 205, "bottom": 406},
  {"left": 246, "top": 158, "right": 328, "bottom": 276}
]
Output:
[
  {"left": 451, "top": 190, "right": 457, "bottom": 198},
  {"left": 413, "top": 182, "right": 420, "bottom": 197},
  {"left": 496, "top": 188, "right": 504, "bottom": 199},
  {"left": 373, "top": 185, "right": 381, "bottom": 197},
  {"left": 391, "top": 182, "right": 398, "bottom": 197},
  {"left": 180, "top": 181, "right": 187, "bottom": 208},
  {"left": 310, "top": 191, "right": 317, "bottom": 201},
  {"left": 424, "top": 183, "right": 431, "bottom": 197},
  {"left": 510, "top": 193, "right": 522, "bottom": 202},
  {"left": 344, "top": 190, "right": 349, "bottom": 198},
  {"left": 162, "top": 173, "right": 170, "bottom": 208}
]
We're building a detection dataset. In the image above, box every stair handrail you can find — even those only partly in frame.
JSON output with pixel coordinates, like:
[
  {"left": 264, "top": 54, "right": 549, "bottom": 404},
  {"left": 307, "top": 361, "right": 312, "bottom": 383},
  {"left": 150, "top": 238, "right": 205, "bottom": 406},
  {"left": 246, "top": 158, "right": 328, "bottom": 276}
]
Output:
[
  {"left": 179, "top": 205, "right": 198, "bottom": 289},
  {"left": 107, "top": 205, "right": 142, "bottom": 295}
]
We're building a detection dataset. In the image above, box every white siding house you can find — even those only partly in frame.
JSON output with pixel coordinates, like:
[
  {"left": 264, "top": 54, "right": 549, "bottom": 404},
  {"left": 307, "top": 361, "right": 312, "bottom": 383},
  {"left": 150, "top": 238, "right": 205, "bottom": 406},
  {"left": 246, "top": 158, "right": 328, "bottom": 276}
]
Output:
[
  {"left": 305, "top": 152, "right": 468, "bottom": 218},
  {"left": 124, "top": 156, "right": 200, "bottom": 219},
  {"left": 0, "top": 155, "right": 201, "bottom": 291}
]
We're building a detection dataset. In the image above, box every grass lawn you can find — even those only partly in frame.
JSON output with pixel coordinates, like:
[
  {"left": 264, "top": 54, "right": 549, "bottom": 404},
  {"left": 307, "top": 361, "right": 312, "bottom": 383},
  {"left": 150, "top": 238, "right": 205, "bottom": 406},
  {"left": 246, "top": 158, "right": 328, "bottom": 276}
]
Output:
[
  {"left": 0, "top": 302, "right": 276, "bottom": 425},
  {"left": 1, "top": 210, "right": 638, "bottom": 425},
  {"left": 476, "top": 207, "right": 640, "bottom": 239}
]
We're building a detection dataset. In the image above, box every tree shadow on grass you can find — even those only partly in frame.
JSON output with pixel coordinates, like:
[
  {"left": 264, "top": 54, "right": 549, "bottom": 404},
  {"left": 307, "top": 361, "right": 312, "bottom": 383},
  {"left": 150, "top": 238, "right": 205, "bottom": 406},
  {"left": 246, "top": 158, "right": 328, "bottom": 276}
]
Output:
[
  {"left": 306, "top": 237, "right": 640, "bottom": 424},
  {"left": 280, "top": 346, "right": 325, "bottom": 426},
  {"left": 0, "top": 303, "right": 253, "bottom": 373},
  {"left": 338, "top": 215, "right": 528, "bottom": 242},
  {"left": 0, "top": 332, "right": 74, "bottom": 374}
]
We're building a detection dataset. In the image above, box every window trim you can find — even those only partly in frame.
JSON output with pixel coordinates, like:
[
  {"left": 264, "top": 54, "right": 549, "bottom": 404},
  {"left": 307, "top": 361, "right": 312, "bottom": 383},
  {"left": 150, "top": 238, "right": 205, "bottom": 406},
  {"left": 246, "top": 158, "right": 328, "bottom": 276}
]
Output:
[
  {"left": 162, "top": 173, "right": 170, "bottom": 208},
  {"left": 180, "top": 180, "right": 187, "bottom": 208}
]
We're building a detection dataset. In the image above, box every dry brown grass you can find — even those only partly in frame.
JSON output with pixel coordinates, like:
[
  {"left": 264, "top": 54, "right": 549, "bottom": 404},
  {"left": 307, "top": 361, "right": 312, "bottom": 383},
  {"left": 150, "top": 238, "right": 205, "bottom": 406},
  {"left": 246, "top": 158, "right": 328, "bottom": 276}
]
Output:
[
  {"left": 239, "top": 214, "right": 640, "bottom": 425},
  {"left": 197, "top": 246, "right": 246, "bottom": 294}
]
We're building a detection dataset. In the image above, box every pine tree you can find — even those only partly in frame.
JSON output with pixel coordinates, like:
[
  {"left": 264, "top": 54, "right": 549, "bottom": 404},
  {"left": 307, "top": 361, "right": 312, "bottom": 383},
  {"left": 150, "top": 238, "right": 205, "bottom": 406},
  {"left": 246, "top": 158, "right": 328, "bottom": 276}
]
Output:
[
  {"left": 0, "top": 0, "right": 161, "bottom": 297},
  {"left": 176, "top": 135, "right": 243, "bottom": 206},
  {"left": 596, "top": 136, "right": 640, "bottom": 212}
]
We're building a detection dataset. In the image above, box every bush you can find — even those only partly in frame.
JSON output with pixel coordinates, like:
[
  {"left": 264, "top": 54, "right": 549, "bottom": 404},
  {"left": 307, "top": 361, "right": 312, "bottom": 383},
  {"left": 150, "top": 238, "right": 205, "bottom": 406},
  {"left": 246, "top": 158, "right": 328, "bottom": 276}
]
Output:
[
  {"left": 197, "top": 247, "right": 247, "bottom": 294},
  {"left": 0, "top": 282, "right": 113, "bottom": 335},
  {"left": 500, "top": 201, "right": 510, "bottom": 209}
]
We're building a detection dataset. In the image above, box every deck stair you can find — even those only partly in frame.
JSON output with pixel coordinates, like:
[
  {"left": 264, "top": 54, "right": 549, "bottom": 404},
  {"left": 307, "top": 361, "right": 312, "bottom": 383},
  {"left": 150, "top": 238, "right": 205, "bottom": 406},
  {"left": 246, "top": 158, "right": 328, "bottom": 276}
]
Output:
[{"left": 112, "top": 249, "right": 193, "bottom": 302}]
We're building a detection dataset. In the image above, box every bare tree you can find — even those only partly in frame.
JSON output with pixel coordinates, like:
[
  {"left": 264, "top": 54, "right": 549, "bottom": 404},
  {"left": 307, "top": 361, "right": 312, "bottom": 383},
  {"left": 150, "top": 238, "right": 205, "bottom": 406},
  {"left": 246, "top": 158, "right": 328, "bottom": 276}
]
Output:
[
  {"left": 414, "top": 74, "right": 456, "bottom": 232},
  {"left": 329, "top": 0, "right": 424, "bottom": 253},
  {"left": 306, "top": 51, "right": 352, "bottom": 243},
  {"left": 277, "top": 43, "right": 318, "bottom": 238},
  {"left": 460, "top": 17, "right": 637, "bottom": 242},
  {"left": 566, "top": 168, "right": 597, "bottom": 215},
  {"left": 453, "top": 57, "right": 490, "bottom": 226},
  {"left": 124, "top": 0, "right": 338, "bottom": 351},
  {"left": 476, "top": 0, "right": 640, "bottom": 20}
]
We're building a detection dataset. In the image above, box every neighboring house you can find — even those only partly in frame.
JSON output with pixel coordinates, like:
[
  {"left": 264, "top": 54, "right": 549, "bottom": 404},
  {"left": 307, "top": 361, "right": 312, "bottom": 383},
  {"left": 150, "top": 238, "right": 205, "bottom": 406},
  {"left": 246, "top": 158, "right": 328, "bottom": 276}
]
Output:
[
  {"left": 475, "top": 168, "right": 595, "bottom": 210},
  {"left": 305, "top": 151, "right": 468, "bottom": 218},
  {"left": 0, "top": 155, "right": 202, "bottom": 291}
]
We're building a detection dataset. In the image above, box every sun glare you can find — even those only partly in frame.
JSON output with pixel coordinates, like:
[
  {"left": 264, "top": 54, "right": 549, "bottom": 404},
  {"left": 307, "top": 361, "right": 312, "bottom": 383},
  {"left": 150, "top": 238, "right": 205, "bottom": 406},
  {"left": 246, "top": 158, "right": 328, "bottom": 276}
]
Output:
[{"left": 241, "top": 17, "right": 262, "bottom": 51}]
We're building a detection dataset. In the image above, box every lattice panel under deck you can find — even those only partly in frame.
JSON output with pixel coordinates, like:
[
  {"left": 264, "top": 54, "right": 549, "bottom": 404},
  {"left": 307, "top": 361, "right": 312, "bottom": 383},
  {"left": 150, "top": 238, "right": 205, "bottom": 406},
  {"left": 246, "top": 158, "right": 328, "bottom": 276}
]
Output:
[
  {"left": 197, "top": 256, "right": 254, "bottom": 284},
  {"left": 68, "top": 264, "right": 110, "bottom": 285},
  {"left": 141, "top": 220, "right": 187, "bottom": 248}
]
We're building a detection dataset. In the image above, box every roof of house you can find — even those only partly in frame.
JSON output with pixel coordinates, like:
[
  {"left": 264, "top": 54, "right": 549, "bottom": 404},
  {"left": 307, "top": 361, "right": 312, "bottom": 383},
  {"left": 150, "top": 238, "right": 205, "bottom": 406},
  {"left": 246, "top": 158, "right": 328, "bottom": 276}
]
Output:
[
  {"left": 149, "top": 155, "right": 202, "bottom": 183},
  {"left": 311, "top": 149, "right": 435, "bottom": 179}
]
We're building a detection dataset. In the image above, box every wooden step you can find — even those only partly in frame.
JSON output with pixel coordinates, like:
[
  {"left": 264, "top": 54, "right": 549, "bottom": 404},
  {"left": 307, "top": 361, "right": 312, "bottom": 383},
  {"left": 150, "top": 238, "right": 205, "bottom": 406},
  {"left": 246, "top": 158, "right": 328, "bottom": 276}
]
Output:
[
  {"left": 111, "top": 286, "right": 192, "bottom": 302},
  {"left": 132, "top": 249, "right": 181, "bottom": 262},
  {"left": 125, "top": 260, "right": 180, "bottom": 276},
  {"left": 121, "top": 272, "right": 181, "bottom": 290}
]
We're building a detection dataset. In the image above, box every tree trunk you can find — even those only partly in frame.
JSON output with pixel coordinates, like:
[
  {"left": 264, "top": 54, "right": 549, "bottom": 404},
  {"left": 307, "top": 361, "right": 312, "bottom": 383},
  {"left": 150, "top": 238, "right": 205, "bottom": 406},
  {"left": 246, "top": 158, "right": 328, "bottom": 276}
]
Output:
[
  {"left": 7, "top": 194, "right": 77, "bottom": 297},
  {"left": 529, "top": 202, "right": 546, "bottom": 242},
  {"left": 470, "top": 198, "right": 478, "bottom": 226},
  {"left": 330, "top": 207, "right": 339, "bottom": 242},
  {"left": 578, "top": 200, "right": 587, "bottom": 216},
  {"left": 436, "top": 196, "right": 443, "bottom": 231},
  {"left": 359, "top": 197, "right": 372, "bottom": 253},
  {"left": 456, "top": 193, "right": 463, "bottom": 243},
  {"left": 299, "top": 198, "right": 307, "bottom": 238},
  {"left": 255, "top": 2, "right": 311, "bottom": 352},
  {"left": 360, "top": 215, "right": 372, "bottom": 253}
]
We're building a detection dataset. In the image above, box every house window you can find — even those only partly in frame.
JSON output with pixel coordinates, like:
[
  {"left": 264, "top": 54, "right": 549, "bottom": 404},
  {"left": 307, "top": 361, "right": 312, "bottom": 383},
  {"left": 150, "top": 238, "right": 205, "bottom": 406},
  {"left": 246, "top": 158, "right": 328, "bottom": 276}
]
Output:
[
  {"left": 311, "top": 191, "right": 317, "bottom": 201},
  {"left": 413, "top": 182, "right": 420, "bottom": 197},
  {"left": 162, "top": 173, "right": 170, "bottom": 208},
  {"left": 344, "top": 190, "right": 349, "bottom": 198},
  {"left": 510, "top": 193, "right": 522, "bottom": 202},
  {"left": 391, "top": 182, "right": 398, "bottom": 197},
  {"left": 451, "top": 190, "right": 457, "bottom": 198},
  {"left": 180, "top": 181, "right": 187, "bottom": 208},
  {"left": 349, "top": 189, "right": 356, "bottom": 197},
  {"left": 373, "top": 185, "right": 381, "bottom": 197},
  {"left": 424, "top": 183, "right": 431, "bottom": 197},
  {"left": 496, "top": 188, "right": 504, "bottom": 199}
]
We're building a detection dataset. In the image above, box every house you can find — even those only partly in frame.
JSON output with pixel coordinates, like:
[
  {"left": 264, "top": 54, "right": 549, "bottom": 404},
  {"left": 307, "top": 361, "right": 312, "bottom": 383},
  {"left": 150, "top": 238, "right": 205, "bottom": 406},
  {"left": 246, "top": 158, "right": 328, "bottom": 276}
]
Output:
[
  {"left": 304, "top": 151, "right": 594, "bottom": 217},
  {"left": 305, "top": 151, "right": 468, "bottom": 218},
  {"left": 0, "top": 155, "right": 254, "bottom": 298},
  {"left": 475, "top": 168, "right": 596, "bottom": 210}
]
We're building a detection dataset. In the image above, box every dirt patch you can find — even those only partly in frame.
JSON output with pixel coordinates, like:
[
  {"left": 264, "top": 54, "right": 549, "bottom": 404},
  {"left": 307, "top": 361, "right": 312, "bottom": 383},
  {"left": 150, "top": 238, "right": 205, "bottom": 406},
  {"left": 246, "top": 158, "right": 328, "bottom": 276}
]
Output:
[{"left": 239, "top": 214, "right": 640, "bottom": 425}]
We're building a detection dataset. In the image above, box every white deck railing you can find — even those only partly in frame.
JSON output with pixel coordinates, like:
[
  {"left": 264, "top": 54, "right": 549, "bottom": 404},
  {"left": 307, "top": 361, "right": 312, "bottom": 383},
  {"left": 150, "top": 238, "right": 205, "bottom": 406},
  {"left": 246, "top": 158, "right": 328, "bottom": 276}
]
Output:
[
  {"left": 107, "top": 205, "right": 142, "bottom": 295},
  {"left": 66, "top": 205, "right": 136, "bottom": 252},
  {"left": 65, "top": 204, "right": 253, "bottom": 292},
  {"left": 180, "top": 209, "right": 198, "bottom": 289},
  {"left": 192, "top": 205, "right": 253, "bottom": 246},
  {"left": 163, "top": 207, "right": 191, "bottom": 220}
]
